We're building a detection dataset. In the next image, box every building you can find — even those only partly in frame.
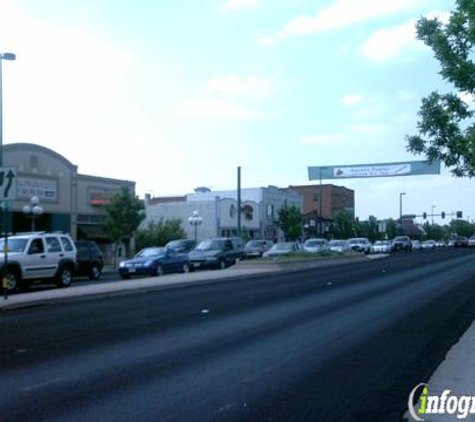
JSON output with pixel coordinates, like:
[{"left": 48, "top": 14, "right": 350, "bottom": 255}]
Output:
[
  {"left": 2, "top": 143, "right": 135, "bottom": 259},
  {"left": 143, "top": 186, "right": 303, "bottom": 242},
  {"left": 281, "top": 184, "right": 355, "bottom": 236}
]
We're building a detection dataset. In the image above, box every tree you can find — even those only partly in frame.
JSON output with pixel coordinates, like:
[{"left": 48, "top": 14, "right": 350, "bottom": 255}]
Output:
[
  {"left": 329, "top": 210, "right": 355, "bottom": 239},
  {"left": 386, "top": 218, "right": 398, "bottom": 239},
  {"left": 406, "top": 1, "right": 475, "bottom": 177},
  {"left": 422, "top": 222, "right": 447, "bottom": 240},
  {"left": 278, "top": 203, "right": 303, "bottom": 241},
  {"left": 449, "top": 219, "right": 475, "bottom": 237},
  {"left": 102, "top": 187, "right": 145, "bottom": 259},
  {"left": 136, "top": 218, "right": 186, "bottom": 251}
]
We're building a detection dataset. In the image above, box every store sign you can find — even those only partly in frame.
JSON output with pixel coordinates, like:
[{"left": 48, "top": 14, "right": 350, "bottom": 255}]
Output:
[
  {"left": 308, "top": 160, "right": 441, "bottom": 180},
  {"left": 17, "top": 177, "right": 57, "bottom": 201},
  {"left": 89, "top": 191, "right": 115, "bottom": 206}
]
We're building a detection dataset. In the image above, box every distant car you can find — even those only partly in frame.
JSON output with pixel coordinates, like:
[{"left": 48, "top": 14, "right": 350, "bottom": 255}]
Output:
[
  {"left": 118, "top": 247, "right": 190, "bottom": 279},
  {"left": 411, "top": 240, "right": 423, "bottom": 251},
  {"left": 262, "top": 242, "right": 300, "bottom": 258},
  {"left": 468, "top": 236, "right": 475, "bottom": 247},
  {"left": 75, "top": 240, "right": 104, "bottom": 280},
  {"left": 303, "top": 238, "right": 329, "bottom": 253},
  {"left": 243, "top": 239, "right": 273, "bottom": 258},
  {"left": 436, "top": 240, "right": 446, "bottom": 248},
  {"left": 328, "top": 239, "right": 350, "bottom": 253},
  {"left": 371, "top": 240, "right": 391, "bottom": 254},
  {"left": 348, "top": 238, "right": 372, "bottom": 254},
  {"left": 188, "top": 238, "right": 241, "bottom": 270},
  {"left": 165, "top": 239, "right": 197, "bottom": 254},
  {"left": 453, "top": 236, "right": 469, "bottom": 248},
  {"left": 391, "top": 236, "right": 412, "bottom": 252},
  {"left": 422, "top": 240, "right": 437, "bottom": 250}
]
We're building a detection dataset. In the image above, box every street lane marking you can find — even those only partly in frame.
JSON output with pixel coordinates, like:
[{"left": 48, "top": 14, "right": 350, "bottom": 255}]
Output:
[{"left": 22, "top": 377, "right": 65, "bottom": 392}]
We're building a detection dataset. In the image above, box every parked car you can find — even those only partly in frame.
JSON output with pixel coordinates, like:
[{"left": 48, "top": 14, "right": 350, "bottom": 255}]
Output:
[
  {"left": 348, "top": 238, "right": 372, "bottom": 254},
  {"left": 468, "top": 236, "right": 475, "bottom": 247},
  {"left": 75, "top": 240, "right": 104, "bottom": 280},
  {"left": 229, "top": 237, "right": 245, "bottom": 260},
  {"left": 303, "top": 238, "right": 329, "bottom": 253},
  {"left": 165, "top": 239, "right": 197, "bottom": 254},
  {"left": 0, "top": 232, "right": 77, "bottom": 291},
  {"left": 422, "top": 240, "right": 437, "bottom": 250},
  {"left": 188, "top": 238, "right": 241, "bottom": 270},
  {"left": 262, "top": 242, "right": 300, "bottom": 258},
  {"left": 436, "top": 240, "right": 447, "bottom": 248},
  {"left": 371, "top": 240, "right": 391, "bottom": 254},
  {"left": 453, "top": 236, "right": 469, "bottom": 248},
  {"left": 243, "top": 239, "right": 273, "bottom": 258},
  {"left": 391, "top": 236, "right": 412, "bottom": 252},
  {"left": 411, "top": 240, "right": 423, "bottom": 251},
  {"left": 118, "top": 247, "right": 190, "bottom": 279},
  {"left": 328, "top": 239, "right": 350, "bottom": 253}
]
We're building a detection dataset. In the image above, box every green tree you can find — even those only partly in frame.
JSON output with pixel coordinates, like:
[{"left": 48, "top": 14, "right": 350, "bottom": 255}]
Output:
[
  {"left": 329, "top": 210, "right": 355, "bottom": 239},
  {"left": 422, "top": 222, "right": 448, "bottom": 240},
  {"left": 386, "top": 218, "right": 398, "bottom": 239},
  {"left": 278, "top": 203, "right": 303, "bottom": 241},
  {"left": 449, "top": 219, "right": 475, "bottom": 237},
  {"left": 136, "top": 218, "right": 186, "bottom": 251},
  {"left": 102, "top": 187, "right": 145, "bottom": 259},
  {"left": 406, "top": 1, "right": 475, "bottom": 177}
]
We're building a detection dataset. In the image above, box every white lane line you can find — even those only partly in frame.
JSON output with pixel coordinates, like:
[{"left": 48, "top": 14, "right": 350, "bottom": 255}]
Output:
[{"left": 22, "top": 377, "right": 65, "bottom": 392}]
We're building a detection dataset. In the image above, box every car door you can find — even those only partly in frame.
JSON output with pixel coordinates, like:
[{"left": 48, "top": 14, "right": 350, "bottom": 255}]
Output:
[
  {"left": 22, "top": 238, "right": 51, "bottom": 280},
  {"left": 44, "top": 236, "right": 64, "bottom": 277}
]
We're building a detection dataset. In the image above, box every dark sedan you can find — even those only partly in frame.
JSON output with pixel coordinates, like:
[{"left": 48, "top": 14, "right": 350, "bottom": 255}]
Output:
[{"left": 118, "top": 247, "right": 190, "bottom": 279}]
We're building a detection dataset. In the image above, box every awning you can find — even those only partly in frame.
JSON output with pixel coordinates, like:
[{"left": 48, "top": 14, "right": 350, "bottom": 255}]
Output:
[{"left": 77, "top": 224, "right": 109, "bottom": 240}]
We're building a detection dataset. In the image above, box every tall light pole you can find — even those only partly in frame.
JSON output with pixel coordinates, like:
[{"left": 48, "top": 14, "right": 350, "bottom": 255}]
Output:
[
  {"left": 431, "top": 205, "right": 436, "bottom": 225},
  {"left": 0, "top": 52, "right": 16, "bottom": 167},
  {"left": 188, "top": 210, "right": 202, "bottom": 243},
  {"left": 319, "top": 166, "right": 327, "bottom": 237},
  {"left": 399, "top": 192, "right": 406, "bottom": 235},
  {"left": 23, "top": 196, "right": 43, "bottom": 231}
]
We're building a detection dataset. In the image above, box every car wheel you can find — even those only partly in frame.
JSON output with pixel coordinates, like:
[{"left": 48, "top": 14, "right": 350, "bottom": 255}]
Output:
[
  {"left": 4, "top": 270, "right": 19, "bottom": 292},
  {"left": 56, "top": 266, "right": 73, "bottom": 288},
  {"left": 182, "top": 263, "right": 190, "bottom": 273},
  {"left": 120, "top": 273, "right": 131, "bottom": 280},
  {"left": 88, "top": 264, "right": 102, "bottom": 280}
]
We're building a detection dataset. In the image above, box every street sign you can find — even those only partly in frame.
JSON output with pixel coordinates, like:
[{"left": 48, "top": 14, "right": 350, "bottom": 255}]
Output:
[{"left": 0, "top": 168, "right": 17, "bottom": 200}]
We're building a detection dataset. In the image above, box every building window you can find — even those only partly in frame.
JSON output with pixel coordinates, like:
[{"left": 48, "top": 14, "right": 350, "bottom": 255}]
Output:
[{"left": 267, "top": 204, "right": 274, "bottom": 218}]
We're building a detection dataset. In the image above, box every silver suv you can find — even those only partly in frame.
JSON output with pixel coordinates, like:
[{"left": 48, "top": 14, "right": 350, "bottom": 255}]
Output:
[{"left": 0, "top": 232, "right": 77, "bottom": 292}]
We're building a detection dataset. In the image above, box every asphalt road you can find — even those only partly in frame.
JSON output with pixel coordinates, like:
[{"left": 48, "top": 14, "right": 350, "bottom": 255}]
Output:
[{"left": 1, "top": 248, "right": 475, "bottom": 421}]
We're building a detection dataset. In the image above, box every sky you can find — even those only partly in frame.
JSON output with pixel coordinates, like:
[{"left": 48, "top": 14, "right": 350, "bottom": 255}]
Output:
[{"left": 0, "top": 0, "right": 473, "bottom": 224}]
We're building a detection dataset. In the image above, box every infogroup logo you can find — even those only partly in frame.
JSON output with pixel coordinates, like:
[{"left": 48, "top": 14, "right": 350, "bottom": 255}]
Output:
[{"left": 408, "top": 383, "right": 475, "bottom": 421}]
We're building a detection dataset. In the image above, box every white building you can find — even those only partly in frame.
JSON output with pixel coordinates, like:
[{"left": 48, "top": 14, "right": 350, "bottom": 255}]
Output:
[{"left": 143, "top": 186, "right": 303, "bottom": 242}]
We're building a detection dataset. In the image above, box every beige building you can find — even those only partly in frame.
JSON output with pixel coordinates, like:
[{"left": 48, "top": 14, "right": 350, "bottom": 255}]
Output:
[{"left": 2, "top": 143, "right": 135, "bottom": 251}]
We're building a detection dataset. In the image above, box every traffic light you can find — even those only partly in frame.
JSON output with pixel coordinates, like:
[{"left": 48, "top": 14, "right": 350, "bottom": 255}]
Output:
[
  {"left": 457, "top": 211, "right": 463, "bottom": 218},
  {"left": 441, "top": 211, "right": 445, "bottom": 219},
  {"left": 423, "top": 212, "right": 427, "bottom": 219}
]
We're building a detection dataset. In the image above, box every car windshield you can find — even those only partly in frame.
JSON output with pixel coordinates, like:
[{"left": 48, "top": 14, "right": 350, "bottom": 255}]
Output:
[
  {"left": 166, "top": 241, "right": 185, "bottom": 250},
  {"left": 136, "top": 247, "right": 165, "bottom": 258},
  {"left": 0, "top": 238, "right": 28, "bottom": 253},
  {"left": 305, "top": 240, "right": 324, "bottom": 247},
  {"left": 195, "top": 240, "right": 223, "bottom": 251}
]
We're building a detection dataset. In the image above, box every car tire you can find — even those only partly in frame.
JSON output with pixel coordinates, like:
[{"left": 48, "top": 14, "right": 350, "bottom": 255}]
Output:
[
  {"left": 56, "top": 265, "right": 73, "bottom": 288},
  {"left": 4, "top": 270, "right": 20, "bottom": 292},
  {"left": 88, "top": 264, "right": 102, "bottom": 280},
  {"left": 182, "top": 263, "right": 190, "bottom": 273}
]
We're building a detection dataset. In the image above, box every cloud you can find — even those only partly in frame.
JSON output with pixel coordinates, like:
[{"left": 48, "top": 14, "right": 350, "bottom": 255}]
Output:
[
  {"left": 258, "top": 0, "right": 418, "bottom": 44},
  {"left": 302, "top": 134, "right": 349, "bottom": 145},
  {"left": 340, "top": 94, "right": 364, "bottom": 107},
  {"left": 361, "top": 10, "right": 450, "bottom": 62},
  {"left": 178, "top": 98, "right": 279, "bottom": 120},
  {"left": 220, "top": 0, "right": 261, "bottom": 13},
  {"left": 204, "top": 75, "right": 275, "bottom": 98}
]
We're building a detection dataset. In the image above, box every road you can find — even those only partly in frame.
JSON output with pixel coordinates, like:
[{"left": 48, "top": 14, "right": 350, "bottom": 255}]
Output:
[{"left": 1, "top": 248, "right": 475, "bottom": 421}]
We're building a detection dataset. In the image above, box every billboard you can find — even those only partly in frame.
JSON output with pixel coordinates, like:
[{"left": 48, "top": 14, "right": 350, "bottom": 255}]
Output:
[{"left": 308, "top": 160, "right": 441, "bottom": 180}]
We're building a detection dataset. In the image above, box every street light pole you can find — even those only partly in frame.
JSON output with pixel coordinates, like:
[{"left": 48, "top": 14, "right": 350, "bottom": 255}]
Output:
[
  {"left": 23, "top": 196, "right": 43, "bottom": 231},
  {"left": 188, "top": 210, "right": 202, "bottom": 243},
  {"left": 431, "top": 205, "right": 436, "bottom": 225},
  {"left": 0, "top": 52, "right": 16, "bottom": 167},
  {"left": 399, "top": 192, "right": 406, "bottom": 235},
  {"left": 319, "top": 167, "right": 327, "bottom": 237}
]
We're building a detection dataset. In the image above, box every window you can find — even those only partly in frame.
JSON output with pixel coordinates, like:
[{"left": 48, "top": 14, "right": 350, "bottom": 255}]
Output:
[
  {"left": 29, "top": 238, "right": 44, "bottom": 254},
  {"left": 46, "top": 237, "right": 62, "bottom": 253},
  {"left": 267, "top": 204, "right": 274, "bottom": 217},
  {"left": 60, "top": 237, "right": 74, "bottom": 252}
]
